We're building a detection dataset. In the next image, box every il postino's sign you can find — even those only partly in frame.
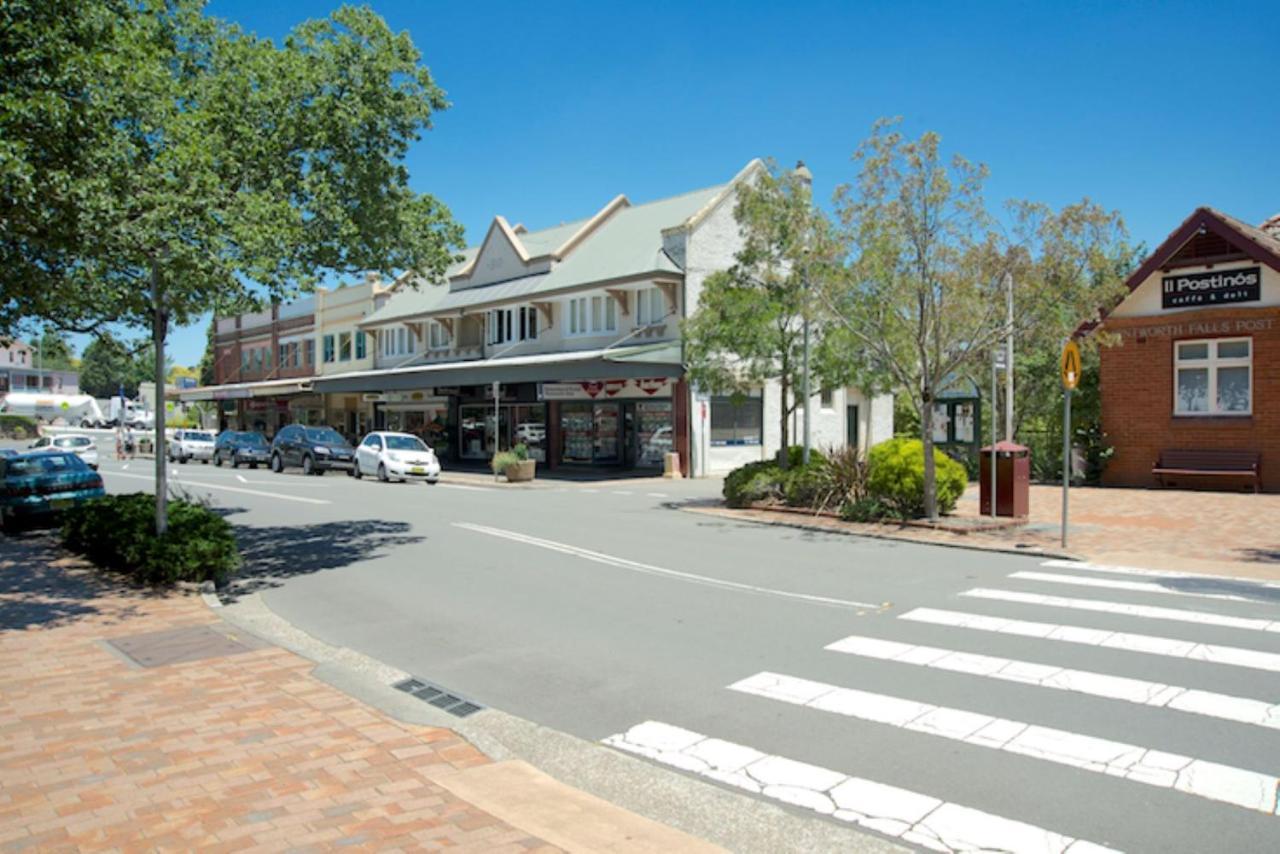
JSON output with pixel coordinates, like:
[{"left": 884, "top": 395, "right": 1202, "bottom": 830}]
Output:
[{"left": 1162, "top": 266, "right": 1261, "bottom": 309}]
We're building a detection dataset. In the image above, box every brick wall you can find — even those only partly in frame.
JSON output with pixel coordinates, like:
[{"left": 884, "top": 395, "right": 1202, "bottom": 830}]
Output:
[{"left": 1099, "top": 306, "right": 1280, "bottom": 491}]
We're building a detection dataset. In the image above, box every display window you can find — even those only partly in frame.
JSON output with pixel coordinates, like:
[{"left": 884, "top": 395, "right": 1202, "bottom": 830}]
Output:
[{"left": 635, "top": 401, "right": 673, "bottom": 467}]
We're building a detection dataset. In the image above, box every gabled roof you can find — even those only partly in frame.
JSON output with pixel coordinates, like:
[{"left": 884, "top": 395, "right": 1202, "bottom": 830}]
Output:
[
  {"left": 1078, "top": 207, "right": 1280, "bottom": 336},
  {"left": 361, "top": 172, "right": 743, "bottom": 327}
]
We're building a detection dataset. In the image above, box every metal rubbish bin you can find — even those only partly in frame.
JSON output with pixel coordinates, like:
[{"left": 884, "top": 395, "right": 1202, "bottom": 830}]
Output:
[{"left": 979, "top": 441, "right": 1030, "bottom": 517}]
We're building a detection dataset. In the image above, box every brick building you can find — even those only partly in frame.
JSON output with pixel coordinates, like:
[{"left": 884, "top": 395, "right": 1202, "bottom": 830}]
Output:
[{"left": 1086, "top": 207, "right": 1280, "bottom": 491}]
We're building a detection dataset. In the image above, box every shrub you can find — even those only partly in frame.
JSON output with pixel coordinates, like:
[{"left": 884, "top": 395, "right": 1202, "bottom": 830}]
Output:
[
  {"left": 840, "top": 496, "right": 901, "bottom": 523},
  {"left": 723, "top": 460, "right": 783, "bottom": 507},
  {"left": 511, "top": 442, "right": 529, "bottom": 461},
  {"left": 490, "top": 450, "right": 520, "bottom": 473},
  {"left": 780, "top": 444, "right": 825, "bottom": 469},
  {"left": 0, "top": 414, "right": 37, "bottom": 439},
  {"left": 61, "top": 493, "right": 240, "bottom": 585},
  {"left": 866, "top": 438, "right": 968, "bottom": 518}
]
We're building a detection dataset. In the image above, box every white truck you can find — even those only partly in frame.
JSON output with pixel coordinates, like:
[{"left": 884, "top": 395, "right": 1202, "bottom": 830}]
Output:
[
  {"left": 0, "top": 392, "right": 107, "bottom": 427},
  {"left": 104, "top": 397, "right": 153, "bottom": 429}
]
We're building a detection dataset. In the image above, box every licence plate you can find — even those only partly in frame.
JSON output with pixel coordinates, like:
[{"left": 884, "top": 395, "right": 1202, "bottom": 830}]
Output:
[
  {"left": 411, "top": 466, "right": 426, "bottom": 474},
  {"left": 50, "top": 498, "right": 73, "bottom": 511}
]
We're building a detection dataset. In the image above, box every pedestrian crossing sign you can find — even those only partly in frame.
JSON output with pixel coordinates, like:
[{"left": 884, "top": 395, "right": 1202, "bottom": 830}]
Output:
[{"left": 1061, "top": 340, "right": 1081, "bottom": 390}]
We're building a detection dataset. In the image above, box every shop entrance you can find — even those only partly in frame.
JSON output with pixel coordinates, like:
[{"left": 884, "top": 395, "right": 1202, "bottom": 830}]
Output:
[
  {"left": 459, "top": 403, "right": 547, "bottom": 462},
  {"left": 559, "top": 402, "right": 621, "bottom": 465}
]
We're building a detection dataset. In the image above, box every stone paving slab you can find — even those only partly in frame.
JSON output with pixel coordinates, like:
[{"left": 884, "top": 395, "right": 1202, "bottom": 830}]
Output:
[{"left": 0, "top": 537, "right": 566, "bottom": 852}]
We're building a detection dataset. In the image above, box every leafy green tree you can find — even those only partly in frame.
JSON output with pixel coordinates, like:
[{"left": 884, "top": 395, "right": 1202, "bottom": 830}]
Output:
[
  {"left": 79, "top": 333, "right": 143, "bottom": 398},
  {"left": 197, "top": 320, "right": 217, "bottom": 386},
  {"left": 684, "top": 162, "right": 848, "bottom": 467},
  {"left": 1, "top": 1, "right": 463, "bottom": 532},
  {"left": 827, "top": 120, "right": 1132, "bottom": 518},
  {"left": 30, "top": 330, "right": 76, "bottom": 371}
]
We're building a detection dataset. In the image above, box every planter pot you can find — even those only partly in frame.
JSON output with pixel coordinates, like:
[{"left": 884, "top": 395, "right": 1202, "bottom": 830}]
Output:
[{"left": 505, "top": 459, "right": 536, "bottom": 482}]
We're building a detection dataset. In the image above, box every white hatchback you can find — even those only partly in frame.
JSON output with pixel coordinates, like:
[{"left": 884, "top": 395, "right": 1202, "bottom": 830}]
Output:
[
  {"left": 169, "top": 429, "right": 216, "bottom": 463},
  {"left": 28, "top": 434, "right": 100, "bottom": 470},
  {"left": 352, "top": 432, "right": 441, "bottom": 483}
]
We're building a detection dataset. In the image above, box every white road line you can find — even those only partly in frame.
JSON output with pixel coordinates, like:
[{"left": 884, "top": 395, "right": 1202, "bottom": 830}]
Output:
[
  {"left": 1010, "top": 571, "right": 1258, "bottom": 604},
  {"left": 611, "top": 490, "right": 633, "bottom": 495},
  {"left": 453, "top": 522, "right": 880, "bottom": 610},
  {"left": 121, "top": 463, "right": 129, "bottom": 471},
  {"left": 603, "top": 721, "right": 1117, "bottom": 853},
  {"left": 108, "top": 471, "right": 331, "bottom": 505},
  {"left": 901, "top": 608, "right": 1280, "bottom": 674},
  {"left": 236, "top": 474, "right": 248, "bottom": 483},
  {"left": 1043, "top": 559, "right": 1280, "bottom": 589},
  {"left": 646, "top": 492, "right": 669, "bottom": 498},
  {"left": 436, "top": 482, "right": 491, "bottom": 492},
  {"left": 827, "top": 634, "right": 1280, "bottom": 731},
  {"left": 962, "top": 588, "right": 1280, "bottom": 634},
  {"left": 730, "top": 672, "right": 1280, "bottom": 814}
]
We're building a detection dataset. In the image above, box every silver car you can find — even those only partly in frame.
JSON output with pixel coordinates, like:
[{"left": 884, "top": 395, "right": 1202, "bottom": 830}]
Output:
[
  {"left": 28, "top": 434, "right": 100, "bottom": 470},
  {"left": 169, "top": 429, "right": 215, "bottom": 464}
]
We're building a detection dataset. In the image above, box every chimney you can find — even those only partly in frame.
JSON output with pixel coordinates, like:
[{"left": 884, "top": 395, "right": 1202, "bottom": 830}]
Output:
[
  {"left": 364, "top": 271, "right": 382, "bottom": 287},
  {"left": 792, "top": 160, "right": 813, "bottom": 188},
  {"left": 1261, "top": 213, "right": 1280, "bottom": 241}
]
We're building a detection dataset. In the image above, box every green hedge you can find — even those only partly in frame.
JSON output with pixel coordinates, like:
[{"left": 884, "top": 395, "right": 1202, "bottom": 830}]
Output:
[
  {"left": 723, "top": 447, "right": 828, "bottom": 509},
  {"left": 866, "top": 438, "right": 967, "bottom": 518},
  {"left": 62, "top": 493, "right": 240, "bottom": 585},
  {"left": 0, "top": 414, "right": 37, "bottom": 440}
]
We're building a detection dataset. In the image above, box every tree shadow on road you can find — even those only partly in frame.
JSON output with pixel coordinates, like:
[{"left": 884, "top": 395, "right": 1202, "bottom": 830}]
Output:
[
  {"left": 0, "top": 534, "right": 165, "bottom": 632},
  {"left": 223, "top": 519, "right": 424, "bottom": 602}
]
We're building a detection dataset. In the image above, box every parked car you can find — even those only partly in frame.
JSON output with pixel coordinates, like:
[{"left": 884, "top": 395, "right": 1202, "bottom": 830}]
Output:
[
  {"left": 168, "top": 429, "right": 216, "bottom": 464},
  {"left": 0, "top": 452, "right": 105, "bottom": 533},
  {"left": 270, "top": 425, "right": 355, "bottom": 475},
  {"left": 0, "top": 449, "right": 17, "bottom": 459},
  {"left": 27, "top": 433, "right": 100, "bottom": 470},
  {"left": 213, "top": 431, "right": 271, "bottom": 469},
  {"left": 352, "top": 431, "right": 441, "bottom": 484}
]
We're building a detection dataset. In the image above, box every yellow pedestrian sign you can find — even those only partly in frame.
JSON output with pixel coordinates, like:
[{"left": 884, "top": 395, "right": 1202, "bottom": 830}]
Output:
[{"left": 1061, "top": 340, "right": 1082, "bottom": 390}]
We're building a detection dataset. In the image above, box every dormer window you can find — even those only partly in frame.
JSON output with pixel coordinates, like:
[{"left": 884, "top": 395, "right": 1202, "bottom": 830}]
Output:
[{"left": 488, "top": 307, "right": 538, "bottom": 346}]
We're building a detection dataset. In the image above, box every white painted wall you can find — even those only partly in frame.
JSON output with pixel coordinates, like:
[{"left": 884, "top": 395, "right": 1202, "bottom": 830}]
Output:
[{"left": 1110, "top": 262, "right": 1280, "bottom": 317}]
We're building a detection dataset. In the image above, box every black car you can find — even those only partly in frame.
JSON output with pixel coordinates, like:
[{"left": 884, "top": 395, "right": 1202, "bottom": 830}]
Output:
[
  {"left": 269, "top": 425, "right": 355, "bottom": 475},
  {"left": 213, "top": 431, "right": 271, "bottom": 469}
]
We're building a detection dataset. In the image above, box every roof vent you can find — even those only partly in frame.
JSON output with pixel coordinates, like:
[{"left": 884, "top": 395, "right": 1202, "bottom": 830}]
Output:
[{"left": 364, "top": 271, "right": 382, "bottom": 287}]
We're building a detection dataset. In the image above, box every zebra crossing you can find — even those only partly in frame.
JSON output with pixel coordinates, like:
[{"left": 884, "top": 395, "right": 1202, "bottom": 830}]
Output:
[{"left": 602, "top": 559, "right": 1280, "bottom": 852}]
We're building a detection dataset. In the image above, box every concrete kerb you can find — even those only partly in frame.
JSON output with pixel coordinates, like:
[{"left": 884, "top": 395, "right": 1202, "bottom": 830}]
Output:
[
  {"left": 207, "top": 590, "right": 904, "bottom": 854},
  {"left": 677, "top": 502, "right": 1081, "bottom": 563}
]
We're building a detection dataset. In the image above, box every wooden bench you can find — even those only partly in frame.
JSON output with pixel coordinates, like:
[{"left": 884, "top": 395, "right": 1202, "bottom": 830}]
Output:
[{"left": 1152, "top": 449, "right": 1261, "bottom": 493}]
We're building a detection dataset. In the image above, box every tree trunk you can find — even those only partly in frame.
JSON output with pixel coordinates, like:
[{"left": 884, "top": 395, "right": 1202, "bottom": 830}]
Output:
[
  {"left": 920, "top": 396, "right": 938, "bottom": 520},
  {"left": 778, "top": 375, "right": 790, "bottom": 469},
  {"left": 151, "top": 266, "right": 168, "bottom": 536}
]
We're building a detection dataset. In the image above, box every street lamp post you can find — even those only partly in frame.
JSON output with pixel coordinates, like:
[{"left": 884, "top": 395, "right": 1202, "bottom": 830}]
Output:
[{"left": 794, "top": 161, "right": 814, "bottom": 465}]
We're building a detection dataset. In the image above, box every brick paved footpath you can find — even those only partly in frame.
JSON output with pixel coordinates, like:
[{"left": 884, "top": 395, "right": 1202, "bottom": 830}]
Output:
[{"left": 0, "top": 538, "right": 712, "bottom": 853}]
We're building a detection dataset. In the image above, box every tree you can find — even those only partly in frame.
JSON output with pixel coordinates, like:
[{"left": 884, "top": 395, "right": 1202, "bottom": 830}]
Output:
[
  {"left": 79, "top": 333, "right": 147, "bottom": 398},
  {"left": 827, "top": 120, "right": 1132, "bottom": 518},
  {"left": 168, "top": 364, "right": 198, "bottom": 386},
  {"left": 1, "top": 1, "right": 463, "bottom": 532},
  {"left": 197, "top": 319, "right": 217, "bottom": 386},
  {"left": 30, "top": 330, "right": 76, "bottom": 371},
  {"left": 684, "top": 162, "right": 848, "bottom": 468}
]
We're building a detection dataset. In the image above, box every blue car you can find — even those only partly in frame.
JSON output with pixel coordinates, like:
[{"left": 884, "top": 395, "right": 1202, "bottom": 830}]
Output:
[{"left": 0, "top": 451, "right": 105, "bottom": 533}]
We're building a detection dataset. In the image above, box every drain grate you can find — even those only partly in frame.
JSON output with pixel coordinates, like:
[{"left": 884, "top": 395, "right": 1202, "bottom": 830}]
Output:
[{"left": 393, "top": 678, "right": 484, "bottom": 718}]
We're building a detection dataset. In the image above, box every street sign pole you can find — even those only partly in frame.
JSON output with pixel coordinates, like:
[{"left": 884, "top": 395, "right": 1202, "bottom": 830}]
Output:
[
  {"left": 1059, "top": 340, "right": 1082, "bottom": 549},
  {"left": 990, "top": 356, "right": 998, "bottom": 519}
]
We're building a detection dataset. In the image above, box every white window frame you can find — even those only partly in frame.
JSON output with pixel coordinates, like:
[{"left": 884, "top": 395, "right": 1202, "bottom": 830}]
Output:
[
  {"left": 428, "top": 320, "right": 452, "bottom": 351},
  {"left": 1173, "top": 336, "right": 1252, "bottom": 416},
  {"left": 568, "top": 294, "right": 617, "bottom": 337},
  {"left": 636, "top": 287, "right": 666, "bottom": 325}
]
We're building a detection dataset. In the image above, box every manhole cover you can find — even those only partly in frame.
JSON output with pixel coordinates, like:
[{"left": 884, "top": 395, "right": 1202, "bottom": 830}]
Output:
[{"left": 105, "top": 624, "right": 263, "bottom": 668}]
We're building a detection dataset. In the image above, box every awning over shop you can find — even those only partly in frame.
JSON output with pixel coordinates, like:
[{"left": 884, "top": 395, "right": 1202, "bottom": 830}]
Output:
[
  {"left": 172, "top": 376, "right": 315, "bottom": 402},
  {"left": 311, "top": 342, "right": 683, "bottom": 394}
]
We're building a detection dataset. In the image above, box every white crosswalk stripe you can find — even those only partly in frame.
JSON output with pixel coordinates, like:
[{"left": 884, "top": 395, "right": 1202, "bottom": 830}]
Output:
[
  {"left": 901, "top": 607, "right": 1280, "bottom": 673},
  {"left": 826, "top": 634, "right": 1280, "bottom": 730},
  {"left": 603, "top": 721, "right": 1119, "bottom": 853},
  {"left": 729, "top": 671, "right": 1280, "bottom": 814},
  {"left": 1010, "top": 570, "right": 1261, "bottom": 604},
  {"left": 1041, "top": 559, "right": 1280, "bottom": 588},
  {"left": 962, "top": 588, "right": 1280, "bottom": 633}
]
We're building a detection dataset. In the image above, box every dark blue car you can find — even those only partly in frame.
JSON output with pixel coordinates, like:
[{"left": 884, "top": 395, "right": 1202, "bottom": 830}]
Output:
[{"left": 0, "top": 452, "right": 105, "bottom": 533}]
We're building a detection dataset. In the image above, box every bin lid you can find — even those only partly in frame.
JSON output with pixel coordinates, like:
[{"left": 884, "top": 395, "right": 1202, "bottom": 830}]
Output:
[{"left": 979, "top": 440, "right": 1029, "bottom": 454}]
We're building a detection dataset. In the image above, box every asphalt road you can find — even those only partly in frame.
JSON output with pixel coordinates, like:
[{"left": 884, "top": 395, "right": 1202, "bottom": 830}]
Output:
[{"left": 18, "top": 433, "right": 1280, "bottom": 853}]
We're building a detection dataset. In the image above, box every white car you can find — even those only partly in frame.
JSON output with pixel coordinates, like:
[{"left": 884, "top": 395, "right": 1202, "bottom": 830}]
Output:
[
  {"left": 352, "top": 432, "right": 441, "bottom": 483},
  {"left": 28, "top": 434, "right": 99, "bottom": 470},
  {"left": 169, "top": 429, "right": 215, "bottom": 464}
]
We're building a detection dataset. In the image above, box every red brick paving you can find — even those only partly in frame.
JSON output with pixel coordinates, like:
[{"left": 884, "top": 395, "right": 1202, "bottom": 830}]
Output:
[{"left": 0, "top": 538, "right": 559, "bottom": 853}]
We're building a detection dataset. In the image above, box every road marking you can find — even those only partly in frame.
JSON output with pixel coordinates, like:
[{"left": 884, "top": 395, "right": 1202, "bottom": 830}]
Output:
[
  {"left": 109, "top": 471, "right": 331, "bottom": 505},
  {"left": 611, "top": 490, "right": 633, "bottom": 495},
  {"left": 603, "top": 721, "right": 1117, "bottom": 853},
  {"left": 121, "top": 464, "right": 128, "bottom": 470},
  {"left": 646, "top": 492, "right": 668, "bottom": 498},
  {"left": 453, "top": 522, "right": 880, "bottom": 610},
  {"left": 1010, "top": 570, "right": 1260, "bottom": 604},
  {"left": 1043, "top": 558, "right": 1280, "bottom": 589},
  {"left": 436, "top": 482, "right": 492, "bottom": 492},
  {"left": 827, "top": 634, "right": 1280, "bottom": 731},
  {"left": 901, "top": 608, "right": 1280, "bottom": 674},
  {"left": 730, "top": 672, "right": 1280, "bottom": 814},
  {"left": 236, "top": 474, "right": 248, "bottom": 483},
  {"left": 962, "top": 588, "right": 1280, "bottom": 634}
]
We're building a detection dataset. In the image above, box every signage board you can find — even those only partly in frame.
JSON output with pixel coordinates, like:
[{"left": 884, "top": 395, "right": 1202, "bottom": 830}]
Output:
[
  {"left": 538, "top": 378, "right": 673, "bottom": 401},
  {"left": 1061, "top": 340, "right": 1082, "bottom": 390},
  {"left": 1161, "top": 266, "right": 1261, "bottom": 309}
]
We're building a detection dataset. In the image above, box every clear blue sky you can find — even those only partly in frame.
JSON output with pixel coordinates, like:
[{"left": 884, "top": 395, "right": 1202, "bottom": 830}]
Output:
[{"left": 81, "top": 0, "right": 1280, "bottom": 366}]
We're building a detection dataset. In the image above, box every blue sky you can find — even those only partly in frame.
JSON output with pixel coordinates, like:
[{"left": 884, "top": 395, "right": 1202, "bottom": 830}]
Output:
[{"left": 78, "top": 0, "right": 1280, "bottom": 365}]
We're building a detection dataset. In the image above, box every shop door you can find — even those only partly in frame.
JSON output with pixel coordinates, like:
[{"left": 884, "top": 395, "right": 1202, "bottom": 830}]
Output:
[
  {"left": 592, "top": 403, "right": 620, "bottom": 463},
  {"left": 846, "top": 404, "right": 859, "bottom": 450}
]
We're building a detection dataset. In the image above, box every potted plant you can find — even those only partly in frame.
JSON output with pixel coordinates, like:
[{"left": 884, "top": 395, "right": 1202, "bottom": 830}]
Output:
[{"left": 491, "top": 443, "right": 536, "bottom": 482}]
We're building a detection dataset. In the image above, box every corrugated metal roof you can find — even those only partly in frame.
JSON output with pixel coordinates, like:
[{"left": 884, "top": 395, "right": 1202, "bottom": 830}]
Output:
[{"left": 362, "top": 182, "right": 727, "bottom": 326}]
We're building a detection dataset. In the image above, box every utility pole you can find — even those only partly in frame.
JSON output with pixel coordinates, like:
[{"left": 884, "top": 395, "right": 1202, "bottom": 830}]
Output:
[
  {"left": 1005, "top": 271, "right": 1014, "bottom": 442},
  {"left": 795, "top": 161, "right": 814, "bottom": 465}
]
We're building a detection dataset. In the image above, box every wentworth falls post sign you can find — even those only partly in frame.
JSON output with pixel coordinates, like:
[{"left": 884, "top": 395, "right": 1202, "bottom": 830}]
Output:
[{"left": 1161, "top": 266, "right": 1261, "bottom": 309}]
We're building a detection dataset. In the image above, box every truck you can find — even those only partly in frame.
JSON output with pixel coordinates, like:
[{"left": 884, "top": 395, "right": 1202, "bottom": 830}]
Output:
[
  {"left": 104, "top": 397, "right": 153, "bottom": 429},
  {"left": 0, "top": 393, "right": 107, "bottom": 428}
]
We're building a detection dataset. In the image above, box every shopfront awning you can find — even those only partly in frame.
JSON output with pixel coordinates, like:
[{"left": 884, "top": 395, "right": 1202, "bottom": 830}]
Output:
[
  {"left": 311, "top": 341, "right": 684, "bottom": 394},
  {"left": 172, "top": 376, "right": 315, "bottom": 402}
]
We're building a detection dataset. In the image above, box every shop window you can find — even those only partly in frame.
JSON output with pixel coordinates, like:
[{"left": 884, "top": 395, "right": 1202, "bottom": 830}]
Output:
[
  {"left": 820, "top": 387, "right": 834, "bottom": 409},
  {"left": 322, "top": 334, "right": 335, "bottom": 363},
  {"left": 710, "top": 396, "right": 763, "bottom": 446},
  {"left": 518, "top": 307, "right": 538, "bottom": 341},
  {"left": 489, "top": 308, "right": 513, "bottom": 345},
  {"left": 1175, "top": 337, "right": 1251, "bottom": 415},
  {"left": 355, "top": 331, "right": 367, "bottom": 360},
  {"left": 338, "top": 331, "right": 352, "bottom": 361},
  {"left": 428, "top": 320, "right": 451, "bottom": 350},
  {"left": 568, "top": 297, "right": 587, "bottom": 335}
]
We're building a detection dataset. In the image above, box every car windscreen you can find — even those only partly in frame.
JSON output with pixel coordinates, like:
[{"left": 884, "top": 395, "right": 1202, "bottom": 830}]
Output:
[
  {"left": 54, "top": 437, "right": 91, "bottom": 448},
  {"left": 3, "top": 454, "right": 87, "bottom": 476},
  {"left": 187, "top": 432, "right": 214, "bottom": 442},
  {"left": 230, "top": 432, "right": 268, "bottom": 447},
  {"left": 385, "top": 435, "right": 429, "bottom": 452},
  {"left": 304, "top": 428, "right": 346, "bottom": 445}
]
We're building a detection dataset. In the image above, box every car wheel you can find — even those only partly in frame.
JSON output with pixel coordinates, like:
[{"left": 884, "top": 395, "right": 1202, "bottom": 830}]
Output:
[
  {"left": 271, "top": 453, "right": 283, "bottom": 473},
  {"left": 249, "top": 463, "right": 258, "bottom": 470},
  {"left": 201, "top": 459, "right": 208, "bottom": 465},
  {"left": 302, "top": 454, "right": 314, "bottom": 476},
  {"left": 351, "top": 463, "right": 363, "bottom": 480},
  {"left": 231, "top": 458, "right": 239, "bottom": 469},
  {"left": 214, "top": 454, "right": 223, "bottom": 467},
  {"left": 377, "top": 463, "right": 389, "bottom": 483}
]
